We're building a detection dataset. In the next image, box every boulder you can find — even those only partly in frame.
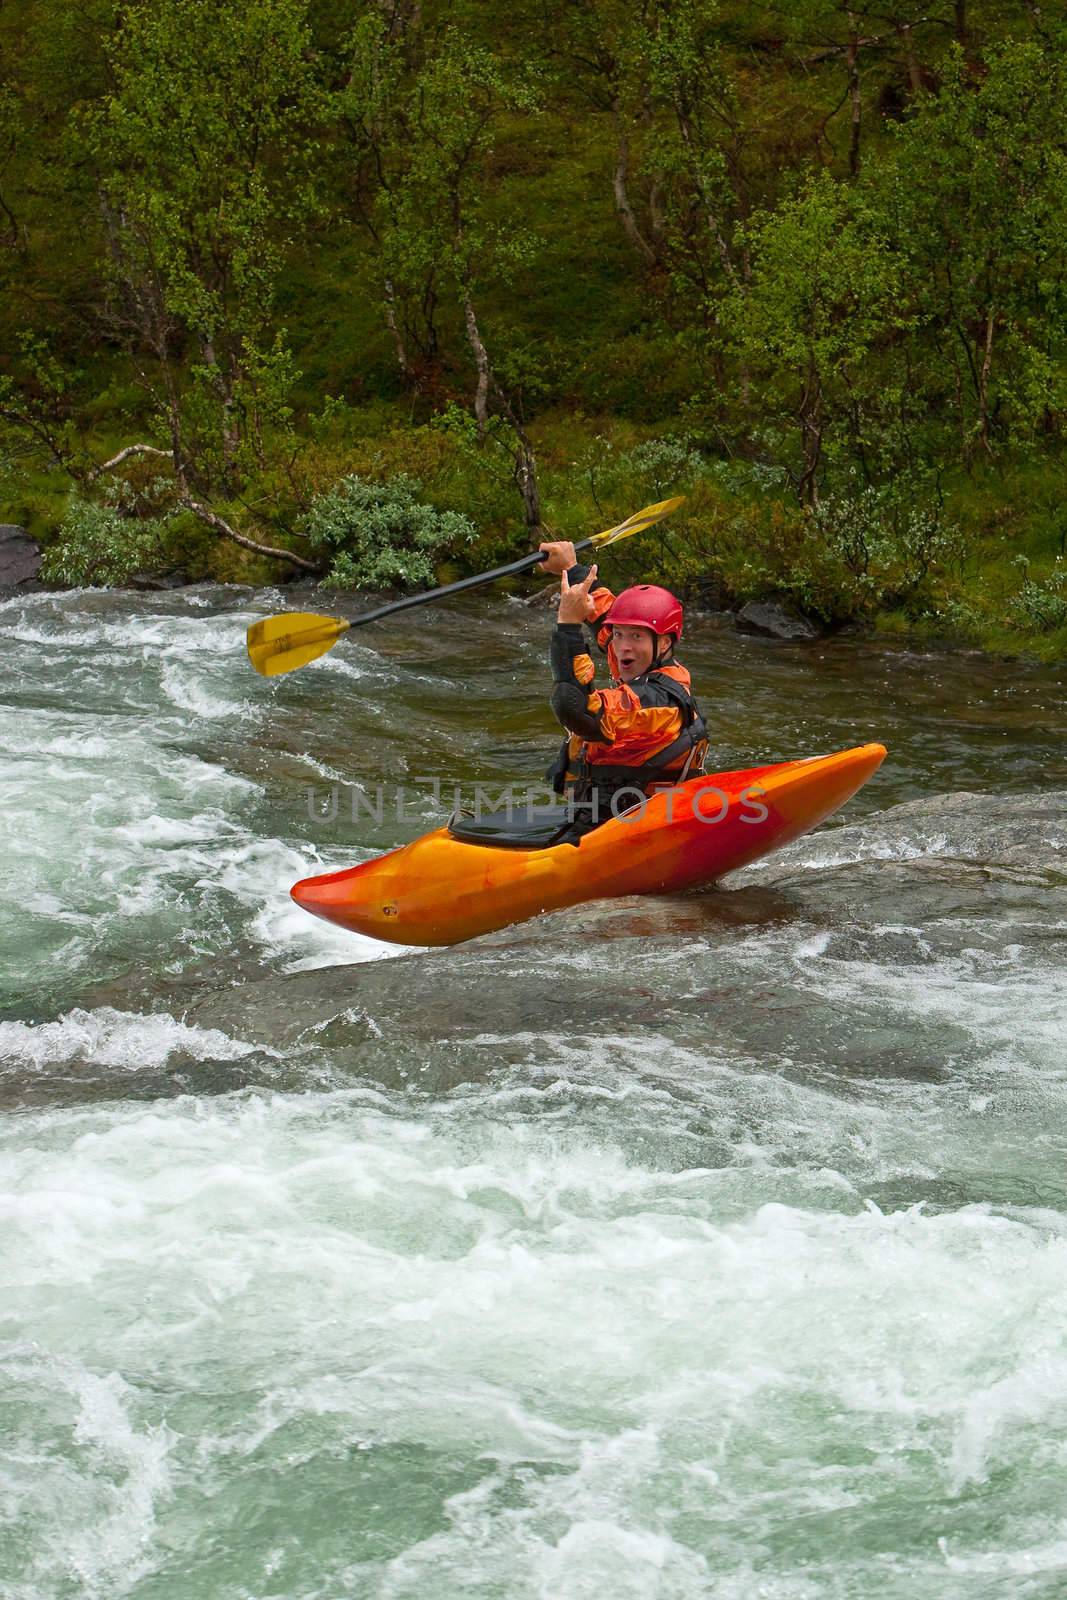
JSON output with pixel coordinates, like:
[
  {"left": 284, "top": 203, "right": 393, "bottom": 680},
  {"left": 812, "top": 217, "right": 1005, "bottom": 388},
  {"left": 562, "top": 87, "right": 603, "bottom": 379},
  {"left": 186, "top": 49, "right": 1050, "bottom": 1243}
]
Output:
[
  {"left": 734, "top": 599, "right": 821, "bottom": 641},
  {"left": 0, "top": 525, "right": 42, "bottom": 587}
]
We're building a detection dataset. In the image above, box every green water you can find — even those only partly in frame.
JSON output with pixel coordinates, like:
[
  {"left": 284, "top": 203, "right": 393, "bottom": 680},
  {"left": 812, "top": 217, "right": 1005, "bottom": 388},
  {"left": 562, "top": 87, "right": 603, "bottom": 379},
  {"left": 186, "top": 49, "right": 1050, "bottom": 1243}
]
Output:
[{"left": 3, "top": 585, "right": 1067, "bottom": 1598}]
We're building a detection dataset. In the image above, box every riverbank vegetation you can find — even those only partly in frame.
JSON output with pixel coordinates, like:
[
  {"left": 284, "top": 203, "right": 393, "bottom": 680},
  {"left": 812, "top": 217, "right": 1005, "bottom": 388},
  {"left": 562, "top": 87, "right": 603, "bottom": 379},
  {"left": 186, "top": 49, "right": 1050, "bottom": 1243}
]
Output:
[{"left": 2, "top": 1, "right": 1066, "bottom": 656}]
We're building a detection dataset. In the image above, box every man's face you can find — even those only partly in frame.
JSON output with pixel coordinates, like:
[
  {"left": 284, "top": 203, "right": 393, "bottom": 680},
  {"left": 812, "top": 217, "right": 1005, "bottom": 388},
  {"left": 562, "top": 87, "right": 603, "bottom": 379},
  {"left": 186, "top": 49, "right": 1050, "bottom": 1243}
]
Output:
[{"left": 611, "top": 625, "right": 659, "bottom": 682}]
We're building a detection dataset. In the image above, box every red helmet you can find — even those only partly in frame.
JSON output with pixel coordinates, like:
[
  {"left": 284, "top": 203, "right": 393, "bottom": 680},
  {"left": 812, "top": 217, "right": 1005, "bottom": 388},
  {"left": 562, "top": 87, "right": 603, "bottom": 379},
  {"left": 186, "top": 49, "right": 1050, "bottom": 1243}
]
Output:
[{"left": 604, "top": 584, "right": 684, "bottom": 641}]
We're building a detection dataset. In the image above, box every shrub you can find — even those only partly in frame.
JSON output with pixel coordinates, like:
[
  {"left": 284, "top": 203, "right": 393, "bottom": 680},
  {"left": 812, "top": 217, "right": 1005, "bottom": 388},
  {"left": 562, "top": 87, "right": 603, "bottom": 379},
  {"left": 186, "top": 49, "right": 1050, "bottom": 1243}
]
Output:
[
  {"left": 663, "top": 473, "right": 965, "bottom": 622},
  {"left": 811, "top": 480, "right": 965, "bottom": 613},
  {"left": 1009, "top": 556, "right": 1067, "bottom": 632},
  {"left": 41, "top": 499, "right": 173, "bottom": 586},
  {"left": 301, "top": 473, "right": 476, "bottom": 589},
  {"left": 571, "top": 431, "right": 710, "bottom": 515}
]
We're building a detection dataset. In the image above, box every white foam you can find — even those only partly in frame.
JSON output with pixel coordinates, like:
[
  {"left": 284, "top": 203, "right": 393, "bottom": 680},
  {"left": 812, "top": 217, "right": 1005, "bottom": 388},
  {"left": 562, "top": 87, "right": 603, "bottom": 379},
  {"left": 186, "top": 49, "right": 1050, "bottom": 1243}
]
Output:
[
  {"left": 3, "top": 1079, "right": 1067, "bottom": 1595},
  {"left": 0, "top": 1008, "right": 261, "bottom": 1071},
  {"left": 213, "top": 840, "right": 402, "bottom": 969},
  {"left": 740, "top": 832, "right": 947, "bottom": 874},
  {"left": 158, "top": 655, "right": 252, "bottom": 720},
  {"left": 939, "top": 1531, "right": 1067, "bottom": 1576},
  {"left": 0, "top": 1351, "right": 172, "bottom": 1597}
]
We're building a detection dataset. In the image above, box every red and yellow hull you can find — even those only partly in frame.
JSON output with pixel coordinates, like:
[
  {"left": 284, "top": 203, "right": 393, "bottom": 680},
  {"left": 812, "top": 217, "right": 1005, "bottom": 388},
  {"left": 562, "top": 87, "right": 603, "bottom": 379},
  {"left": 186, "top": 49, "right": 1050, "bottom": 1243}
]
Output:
[{"left": 291, "top": 743, "right": 886, "bottom": 947}]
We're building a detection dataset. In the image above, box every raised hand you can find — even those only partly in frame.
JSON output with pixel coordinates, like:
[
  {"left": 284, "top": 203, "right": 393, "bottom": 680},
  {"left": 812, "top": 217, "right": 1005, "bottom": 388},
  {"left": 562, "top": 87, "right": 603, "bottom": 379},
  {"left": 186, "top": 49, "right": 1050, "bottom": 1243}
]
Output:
[{"left": 557, "top": 563, "right": 599, "bottom": 624}]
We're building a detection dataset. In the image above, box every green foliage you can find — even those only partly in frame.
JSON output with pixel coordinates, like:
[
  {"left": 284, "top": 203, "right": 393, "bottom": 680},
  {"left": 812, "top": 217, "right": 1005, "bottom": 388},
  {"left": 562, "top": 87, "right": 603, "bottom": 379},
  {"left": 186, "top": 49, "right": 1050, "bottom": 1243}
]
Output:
[
  {"left": 882, "top": 41, "right": 1067, "bottom": 455},
  {"left": 338, "top": 18, "right": 542, "bottom": 354},
  {"left": 642, "top": 0, "right": 746, "bottom": 305},
  {"left": 663, "top": 470, "right": 963, "bottom": 622},
  {"left": 333, "top": 17, "right": 549, "bottom": 525},
  {"left": 301, "top": 474, "right": 476, "bottom": 589},
  {"left": 810, "top": 478, "right": 965, "bottom": 612},
  {"left": 729, "top": 172, "right": 909, "bottom": 500},
  {"left": 1, "top": 0, "right": 1066, "bottom": 652},
  {"left": 41, "top": 499, "right": 174, "bottom": 587},
  {"left": 0, "top": 335, "right": 84, "bottom": 475},
  {"left": 569, "top": 430, "right": 708, "bottom": 517},
  {"left": 1009, "top": 557, "right": 1067, "bottom": 632},
  {"left": 78, "top": 0, "right": 323, "bottom": 487}
]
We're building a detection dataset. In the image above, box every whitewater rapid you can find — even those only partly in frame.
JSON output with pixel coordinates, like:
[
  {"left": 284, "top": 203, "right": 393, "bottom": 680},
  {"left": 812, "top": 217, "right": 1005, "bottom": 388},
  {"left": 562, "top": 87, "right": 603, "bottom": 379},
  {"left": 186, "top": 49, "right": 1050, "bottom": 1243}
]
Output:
[{"left": 3, "top": 585, "right": 1067, "bottom": 1599}]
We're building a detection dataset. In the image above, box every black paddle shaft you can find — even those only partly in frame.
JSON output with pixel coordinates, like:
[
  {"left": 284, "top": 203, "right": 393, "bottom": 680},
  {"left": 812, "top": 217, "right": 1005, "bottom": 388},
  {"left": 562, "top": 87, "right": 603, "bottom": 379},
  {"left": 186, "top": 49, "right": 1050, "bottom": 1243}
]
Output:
[{"left": 346, "top": 537, "right": 598, "bottom": 629}]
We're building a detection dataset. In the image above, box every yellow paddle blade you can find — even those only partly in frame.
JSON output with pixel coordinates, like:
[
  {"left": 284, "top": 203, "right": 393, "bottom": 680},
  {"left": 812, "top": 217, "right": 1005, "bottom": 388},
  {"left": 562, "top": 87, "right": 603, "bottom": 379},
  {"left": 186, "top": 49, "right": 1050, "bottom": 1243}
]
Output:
[
  {"left": 589, "top": 494, "right": 686, "bottom": 549},
  {"left": 246, "top": 612, "right": 351, "bottom": 677}
]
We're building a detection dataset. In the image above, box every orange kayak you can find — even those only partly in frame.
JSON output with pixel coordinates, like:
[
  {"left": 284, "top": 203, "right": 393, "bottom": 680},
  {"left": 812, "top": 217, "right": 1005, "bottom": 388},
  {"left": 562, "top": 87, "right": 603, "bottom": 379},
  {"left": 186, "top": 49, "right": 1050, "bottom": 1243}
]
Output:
[{"left": 291, "top": 743, "right": 886, "bottom": 947}]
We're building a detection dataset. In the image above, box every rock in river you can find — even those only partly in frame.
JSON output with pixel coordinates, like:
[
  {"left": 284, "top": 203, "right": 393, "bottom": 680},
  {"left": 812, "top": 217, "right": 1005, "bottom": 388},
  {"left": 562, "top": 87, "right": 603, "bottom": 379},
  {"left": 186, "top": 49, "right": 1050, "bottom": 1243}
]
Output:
[
  {"left": 735, "top": 599, "right": 821, "bottom": 641},
  {"left": 0, "top": 525, "right": 42, "bottom": 587}
]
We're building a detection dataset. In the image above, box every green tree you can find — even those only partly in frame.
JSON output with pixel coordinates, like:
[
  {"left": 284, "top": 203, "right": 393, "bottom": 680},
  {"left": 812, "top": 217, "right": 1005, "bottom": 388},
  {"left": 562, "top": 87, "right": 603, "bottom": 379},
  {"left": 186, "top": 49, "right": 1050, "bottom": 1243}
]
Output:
[
  {"left": 537, "top": 0, "right": 753, "bottom": 317},
  {"left": 520, "top": 0, "right": 666, "bottom": 270},
  {"left": 729, "top": 170, "right": 908, "bottom": 503},
  {"left": 75, "top": 0, "right": 325, "bottom": 563},
  {"left": 340, "top": 16, "right": 546, "bottom": 529},
  {"left": 883, "top": 40, "right": 1067, "bottom": 457},
  {"left": 643, "top": 0, "right": 749, "bottom": 302}
]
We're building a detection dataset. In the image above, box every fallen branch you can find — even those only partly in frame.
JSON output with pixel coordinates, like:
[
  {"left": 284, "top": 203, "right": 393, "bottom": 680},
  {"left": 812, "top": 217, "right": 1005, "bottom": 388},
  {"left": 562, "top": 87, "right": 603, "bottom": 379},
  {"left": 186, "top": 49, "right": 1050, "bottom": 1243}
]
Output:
[
  {"left": 520, "top": 582, "right": 557, "bottom": 608},
  {"left": 92, "top": 442, "right": 174, "bottom": 480},
  {"left": 179, "top": 496, "right": 319, "bottom": 571}
]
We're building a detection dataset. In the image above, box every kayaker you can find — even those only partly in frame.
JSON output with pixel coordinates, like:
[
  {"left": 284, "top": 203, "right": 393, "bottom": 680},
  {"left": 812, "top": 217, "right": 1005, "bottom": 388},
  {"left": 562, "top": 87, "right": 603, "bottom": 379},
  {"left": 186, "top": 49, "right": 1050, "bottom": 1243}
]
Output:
[{"left": 538, "top": 540, "right": 707, "bottom": 830}]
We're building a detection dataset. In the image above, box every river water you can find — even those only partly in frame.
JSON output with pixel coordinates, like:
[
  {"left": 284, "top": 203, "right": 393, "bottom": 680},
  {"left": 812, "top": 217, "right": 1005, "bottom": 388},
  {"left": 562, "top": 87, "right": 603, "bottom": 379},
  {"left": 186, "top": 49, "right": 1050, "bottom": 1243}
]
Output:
[{"left": 3, "top": 584, "right": 1067, "bottom": 1599}]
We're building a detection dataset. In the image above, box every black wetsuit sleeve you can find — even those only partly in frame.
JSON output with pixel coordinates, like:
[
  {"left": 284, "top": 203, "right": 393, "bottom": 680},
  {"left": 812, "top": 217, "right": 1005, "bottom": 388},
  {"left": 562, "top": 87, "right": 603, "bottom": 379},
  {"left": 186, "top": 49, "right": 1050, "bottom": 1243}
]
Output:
[
  {"left": 550, "top": 622, "right": 586, "bottom": 683},
  {"left": 549, "top": 623, "right": 610, "bottom": 742}
]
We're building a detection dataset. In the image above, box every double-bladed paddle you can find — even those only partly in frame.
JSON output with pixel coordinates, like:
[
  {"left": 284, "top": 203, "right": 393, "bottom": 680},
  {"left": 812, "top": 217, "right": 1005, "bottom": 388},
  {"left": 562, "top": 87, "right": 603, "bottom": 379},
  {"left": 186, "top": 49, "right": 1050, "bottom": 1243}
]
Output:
[{"left": 246, "top": 494, "right": 685, "bottom": 677}]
